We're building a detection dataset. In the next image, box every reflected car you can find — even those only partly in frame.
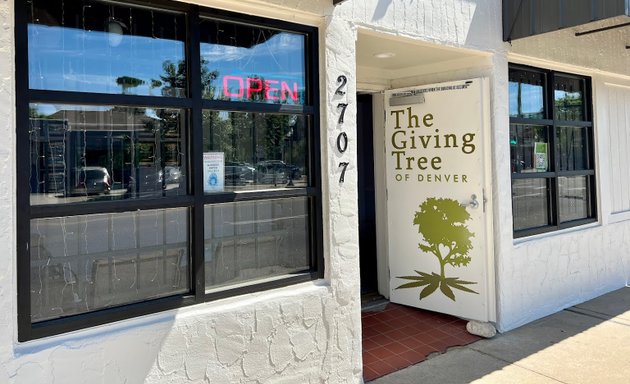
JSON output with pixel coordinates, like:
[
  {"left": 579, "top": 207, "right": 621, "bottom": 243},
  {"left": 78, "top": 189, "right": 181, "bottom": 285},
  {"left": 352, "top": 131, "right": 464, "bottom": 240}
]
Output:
[
  {"left": 224, "top": 162, "right": 257, "bottom": 186},
  {"left": 72, "top": 167, "right": 112, "bottom": 195},
  {"left": 225, "top": 166, "right": 246, "bottom": 186},
  {"left": 256, "top": 160, "right": 288, "bottom": 184}
]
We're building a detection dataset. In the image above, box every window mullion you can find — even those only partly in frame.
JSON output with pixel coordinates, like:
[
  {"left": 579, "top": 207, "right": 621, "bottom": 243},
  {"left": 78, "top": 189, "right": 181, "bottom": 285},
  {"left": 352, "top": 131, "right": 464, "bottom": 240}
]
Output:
[
  {"left": 188, "top": 6, "right": 205, "bottom": 302},
  {"left": 548, "top": 71, "right": 560, "bottom": 228},
  {"left": 15, "top": 0, "right": 33, "bottom": 342}
]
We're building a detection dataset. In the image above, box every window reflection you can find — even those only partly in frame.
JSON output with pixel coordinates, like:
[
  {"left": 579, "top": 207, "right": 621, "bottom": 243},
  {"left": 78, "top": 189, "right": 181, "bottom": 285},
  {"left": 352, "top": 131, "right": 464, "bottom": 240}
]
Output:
[
  {"left": 559, "top": 176, "right": 590, "bottom": 222},
  {"left": 509, "top": 69, "right": 546, "bottom": 119},
  {"left": 30, "top": 208, "right": 189, "bottom": 322},
  {"left": 512, "top": 178, "right": 550, "bottom": 230},
  {"left": 202, "top": 111, "right": 308, "bottom": 192},
  {"left": 200, "top": 18, "right": 306, "bottom": 104},
  {"left": 557, "top": 127, "right": 588, "bottom": 171},
  {"left": 204, "top": 198, "right": 310, "bottom": 292},
  {"left": 554, "top": 76, "right": 585, "bottom": 121},
  {"left": 510, "top": 124, "right": 549, "bottom": 173},
  {"left": 29, "top": 104, "right": 187, "bottom": 205},
  {"left": 28, "top": 0, "right": 186, "bottom": 96}
]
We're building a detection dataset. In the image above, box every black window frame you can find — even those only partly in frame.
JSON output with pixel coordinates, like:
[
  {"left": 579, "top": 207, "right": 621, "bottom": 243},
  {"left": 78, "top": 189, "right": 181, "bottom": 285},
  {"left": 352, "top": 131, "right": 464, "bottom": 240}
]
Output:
[
  {"left": 16, "top": 0, "right": 322, "bottom": 341},
  {"left": 509, "top": 63, "right": 597, "bottom": 238}
]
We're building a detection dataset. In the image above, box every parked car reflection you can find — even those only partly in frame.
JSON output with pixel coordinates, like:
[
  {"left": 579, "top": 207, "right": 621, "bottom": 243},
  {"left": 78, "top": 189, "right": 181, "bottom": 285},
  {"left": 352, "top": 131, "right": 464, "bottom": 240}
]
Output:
[
  {"left": 125, "top": 166, "right": 184, "bottom": 197},
  {"left": 255, "top": 160, "right": 303, "bottom": 185},
  {"left": 71, "top": 167, "right": 112, "bottom": 195},
  {"left": 225, "top": 162, "right": 256, "bottom": 186}
]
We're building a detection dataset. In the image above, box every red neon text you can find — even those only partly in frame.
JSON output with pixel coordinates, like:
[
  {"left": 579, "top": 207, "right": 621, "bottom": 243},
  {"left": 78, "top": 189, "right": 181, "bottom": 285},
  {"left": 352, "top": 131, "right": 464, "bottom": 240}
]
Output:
[{"left": 223, "top": 75, "right": 299, "bottom": 102}]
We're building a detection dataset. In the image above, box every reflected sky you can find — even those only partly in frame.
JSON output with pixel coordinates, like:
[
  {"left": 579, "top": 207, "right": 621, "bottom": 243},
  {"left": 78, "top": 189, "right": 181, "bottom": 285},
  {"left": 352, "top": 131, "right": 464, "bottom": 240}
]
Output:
[
  {"left": 29, "top": 24, "right": 185, "bottom": 96},
  {"left": 29, "top": 23, "right": 307, "bottom": 103},
  {"left": 509, "top": 81, "right": 545, "bottom": 119}
]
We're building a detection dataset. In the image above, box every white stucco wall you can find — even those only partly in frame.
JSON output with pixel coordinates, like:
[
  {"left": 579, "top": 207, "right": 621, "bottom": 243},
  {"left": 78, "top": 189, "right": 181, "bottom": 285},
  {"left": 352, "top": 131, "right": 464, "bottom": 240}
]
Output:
[
  {"left": 2, "top": 0, "right": 629, "bottom": 382},
  {"left": 343, "top": 0, "right": 630, "bottom": 334},
  {"left": 494, "top": 53, "right": 630, "bottom": 331},
  {"left": 0, "top": 0, "right": 17, "bottom": 382},
  {"left": 0, "top": 0, "right": 363, "bottom": 383}
]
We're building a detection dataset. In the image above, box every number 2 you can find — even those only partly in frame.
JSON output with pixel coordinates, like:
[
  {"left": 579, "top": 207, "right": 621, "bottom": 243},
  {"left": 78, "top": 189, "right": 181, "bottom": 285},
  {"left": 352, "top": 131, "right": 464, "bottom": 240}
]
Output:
[{"left": 335, "top": 75, "right": 347, "bottom": 96}]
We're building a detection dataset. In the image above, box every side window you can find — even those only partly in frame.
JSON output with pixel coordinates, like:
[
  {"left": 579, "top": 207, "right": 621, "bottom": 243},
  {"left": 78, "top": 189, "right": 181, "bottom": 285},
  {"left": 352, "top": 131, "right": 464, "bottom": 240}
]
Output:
[{"left": 509, "top": 65, "right": 596, "bottom": 237}]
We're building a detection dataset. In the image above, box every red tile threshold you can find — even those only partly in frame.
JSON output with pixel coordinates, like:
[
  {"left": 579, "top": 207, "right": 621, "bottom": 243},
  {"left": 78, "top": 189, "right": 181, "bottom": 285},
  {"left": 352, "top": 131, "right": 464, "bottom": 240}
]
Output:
[{"left": 361, "top": 303, "right": 481, "bottom": 382}]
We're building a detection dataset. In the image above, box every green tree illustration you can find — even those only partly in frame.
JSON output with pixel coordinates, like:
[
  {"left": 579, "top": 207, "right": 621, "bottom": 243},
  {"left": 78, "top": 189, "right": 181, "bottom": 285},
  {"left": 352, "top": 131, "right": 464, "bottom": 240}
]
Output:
[{"left": 396, "top": 197, "right": 478, "bottom": 301}]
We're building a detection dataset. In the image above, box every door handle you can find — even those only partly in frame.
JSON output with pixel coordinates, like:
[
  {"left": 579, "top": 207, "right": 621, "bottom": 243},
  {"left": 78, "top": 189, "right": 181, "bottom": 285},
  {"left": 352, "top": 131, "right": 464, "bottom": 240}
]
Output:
[{"left": 461, "top": 194, "right": 479, "bottom": 209}]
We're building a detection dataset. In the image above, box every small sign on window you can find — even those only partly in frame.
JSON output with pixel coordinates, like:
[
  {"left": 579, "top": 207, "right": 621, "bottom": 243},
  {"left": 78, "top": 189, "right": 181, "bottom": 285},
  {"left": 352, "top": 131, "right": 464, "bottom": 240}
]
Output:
[
  {"left": 534, "top": 142, "right": 548, "bottom": 171},
  {"left": 203, "top": 152, "right": 224, "bottom": 193}
]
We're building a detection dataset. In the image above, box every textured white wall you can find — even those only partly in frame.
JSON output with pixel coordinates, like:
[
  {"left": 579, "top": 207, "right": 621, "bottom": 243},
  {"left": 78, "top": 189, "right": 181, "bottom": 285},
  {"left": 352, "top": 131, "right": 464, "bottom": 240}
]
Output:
[
  {"left": 0, "top": 0, "right": 364, "bottom": 382},
  {"left": 495, "top": 53, "right": 630, "bottom": 330},
  {"left": 340, "top": 0, "right": 503, "bottom": 50},
  {"left": 344, "top": 0, "right": 630, "bottom": 333},
  {"left": 2, "top": 0, "right": 629, "bottom": 382},
  {"left": 0, "top": 0, "right": 16, "bottom": 382}
]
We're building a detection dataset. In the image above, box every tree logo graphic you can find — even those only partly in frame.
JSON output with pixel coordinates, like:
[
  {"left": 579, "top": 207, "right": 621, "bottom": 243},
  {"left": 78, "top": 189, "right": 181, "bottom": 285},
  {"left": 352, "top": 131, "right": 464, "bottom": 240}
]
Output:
[{"left": 396, "top": 197, "right": 478, "bottom": 301}]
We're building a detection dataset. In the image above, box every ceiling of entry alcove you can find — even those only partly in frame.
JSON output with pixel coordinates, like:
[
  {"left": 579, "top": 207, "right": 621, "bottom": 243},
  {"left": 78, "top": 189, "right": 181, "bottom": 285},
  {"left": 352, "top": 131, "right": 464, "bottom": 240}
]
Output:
[{"left": 356, "top": 30, "right": 488, "bottom": 87}]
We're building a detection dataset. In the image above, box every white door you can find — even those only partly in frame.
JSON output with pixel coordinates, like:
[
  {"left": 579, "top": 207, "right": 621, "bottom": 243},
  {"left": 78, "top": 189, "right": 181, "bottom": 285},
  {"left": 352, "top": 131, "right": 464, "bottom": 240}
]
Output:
[{"left": 385, "top": 78, "right": 495, "bottom": 322}]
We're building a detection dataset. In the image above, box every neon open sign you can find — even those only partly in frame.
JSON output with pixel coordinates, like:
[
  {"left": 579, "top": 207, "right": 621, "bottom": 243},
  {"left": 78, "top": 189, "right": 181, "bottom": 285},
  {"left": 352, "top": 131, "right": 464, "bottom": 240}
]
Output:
[{"left": 222, "top": 75, "right": 301, "bottom": 103}]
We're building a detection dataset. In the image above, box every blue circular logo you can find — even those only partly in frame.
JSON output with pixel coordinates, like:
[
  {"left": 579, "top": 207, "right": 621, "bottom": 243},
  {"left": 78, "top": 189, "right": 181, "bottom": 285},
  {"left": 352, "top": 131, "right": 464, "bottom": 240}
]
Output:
[{"left": 208, "top": 173, "right": 218, "bottom": 186}]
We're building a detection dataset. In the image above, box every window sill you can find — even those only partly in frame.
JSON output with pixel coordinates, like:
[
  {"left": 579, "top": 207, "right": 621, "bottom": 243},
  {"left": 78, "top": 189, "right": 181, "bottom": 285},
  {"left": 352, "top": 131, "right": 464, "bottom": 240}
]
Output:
[{"left": 513, "top": 220, "right": 601, "bottom": 246}]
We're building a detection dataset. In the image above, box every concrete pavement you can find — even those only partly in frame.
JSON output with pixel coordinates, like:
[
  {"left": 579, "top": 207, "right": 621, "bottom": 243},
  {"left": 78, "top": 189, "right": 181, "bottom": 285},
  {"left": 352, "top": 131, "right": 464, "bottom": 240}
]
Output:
[{"left": 369, "top": 286, "right": 630, "bottom": 384}]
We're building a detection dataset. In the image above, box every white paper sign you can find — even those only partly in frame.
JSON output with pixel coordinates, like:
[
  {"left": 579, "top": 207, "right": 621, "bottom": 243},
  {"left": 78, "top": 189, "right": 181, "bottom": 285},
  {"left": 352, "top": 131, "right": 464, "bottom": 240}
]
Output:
[{"left": 203, "top": 152, "right": 224, "bottom": 193}]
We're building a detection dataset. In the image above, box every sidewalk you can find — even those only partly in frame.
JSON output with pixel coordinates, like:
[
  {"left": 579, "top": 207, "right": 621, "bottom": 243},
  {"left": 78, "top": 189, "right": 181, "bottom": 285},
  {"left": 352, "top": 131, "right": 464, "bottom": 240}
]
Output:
[{"left": 369, "top": 286, "right": 630, "bottom": 384}]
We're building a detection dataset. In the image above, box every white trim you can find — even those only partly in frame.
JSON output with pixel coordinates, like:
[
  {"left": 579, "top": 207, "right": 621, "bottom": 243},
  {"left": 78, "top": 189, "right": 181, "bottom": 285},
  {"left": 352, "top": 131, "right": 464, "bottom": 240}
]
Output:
[
  {"left": 512, "top": 222, "right": 601, "bottom": 246},
  {"left": 609, "top": 211, "right": 630, "bottom": 224},
  {"left": 603, "top": 82, "right": 630, "bottom": 90},
  {"left": 183, "top": 0, "right": 325, "bottom": 26},
  {"left": 508, "top": 53, "right": 630, "bottom": 82}
]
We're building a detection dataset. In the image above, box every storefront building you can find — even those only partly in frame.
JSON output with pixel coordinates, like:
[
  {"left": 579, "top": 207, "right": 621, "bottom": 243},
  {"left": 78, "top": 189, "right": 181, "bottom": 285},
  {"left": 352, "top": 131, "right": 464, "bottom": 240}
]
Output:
[{"left": 0, "top": 0, "right": 628, "bottom": 382}]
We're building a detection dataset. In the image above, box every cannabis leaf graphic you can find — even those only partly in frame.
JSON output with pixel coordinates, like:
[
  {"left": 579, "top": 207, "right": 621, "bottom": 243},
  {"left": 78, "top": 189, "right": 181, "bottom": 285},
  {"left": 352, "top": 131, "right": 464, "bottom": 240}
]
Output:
[{"left": 396, "top": 197, "right": 478, "bottom": 301}]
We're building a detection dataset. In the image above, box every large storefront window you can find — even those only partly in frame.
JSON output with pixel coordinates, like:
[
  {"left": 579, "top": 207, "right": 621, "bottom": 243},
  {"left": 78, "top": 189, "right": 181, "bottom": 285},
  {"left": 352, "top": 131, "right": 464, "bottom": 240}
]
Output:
[
  {"left": 199, "top": 18, "right": 306, "bottom": 104},
  {"left": 202, "top": 112, "right": 308, "bottom": 192},
  {"left": 29, "top": 104, "right": 187, "bottom": 204},
  {"left": 509, "top": 65, "right": 596, "bottom": 237},
  {"left": 28, "top": 0, "right": 187, "bottom": 96},
  {"left": 17, "top": 0, "right": 321, "bottom": 341}
]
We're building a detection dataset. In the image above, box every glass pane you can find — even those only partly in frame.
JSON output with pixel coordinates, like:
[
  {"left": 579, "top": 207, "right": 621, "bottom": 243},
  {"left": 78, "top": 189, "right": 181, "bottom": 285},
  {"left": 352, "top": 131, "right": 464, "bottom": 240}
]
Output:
[
  {"left": 28, "top": 0, "right": 186, "bottom": 96},
  {"left": 554, "top": 76, "right": 585, "bottom": 121},
  {"left": 30, "top": 208, "right": 189, "bottom": 323},
  {"left": 200, "top": 18, "right": 306, "bottom": 104},
  {"left": 557, "top": 126, "right": 589, "bottom": 171},
  {"left": 202, "top": 111, "right": 308, "bottom": 192},
  {"left": 512, "top": 178, "right": 550, "bottom": 231},
  {"left": 29, "top": 104, "right": 187, "bottom": 205},
  {"left": 559, "top": 176, "right": 590, "bottom": 222},
  {"left": 510, "top": 124, "right": 550, "bottom": 173},
  {"left": 204, "top": 198, "right": 310, "bottom": 291},
  {"left": 509, "top": 69, "right": 546, "bottom": 119}
]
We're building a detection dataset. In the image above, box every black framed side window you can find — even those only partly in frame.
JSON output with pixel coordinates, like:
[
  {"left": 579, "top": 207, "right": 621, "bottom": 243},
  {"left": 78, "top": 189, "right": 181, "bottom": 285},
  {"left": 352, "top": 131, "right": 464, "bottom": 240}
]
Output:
[
  {"left": 16, "top": 0, "right": 321, "bottom": 341},
  {"left": 509, "top": 64, "right": 596, "bottom": 237}
]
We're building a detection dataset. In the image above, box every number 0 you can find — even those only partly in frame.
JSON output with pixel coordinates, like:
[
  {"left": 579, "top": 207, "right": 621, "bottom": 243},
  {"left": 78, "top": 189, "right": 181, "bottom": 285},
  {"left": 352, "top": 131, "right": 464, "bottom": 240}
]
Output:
[{"left": 336, "top": 132, "right": 348, "bottom": 153}]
